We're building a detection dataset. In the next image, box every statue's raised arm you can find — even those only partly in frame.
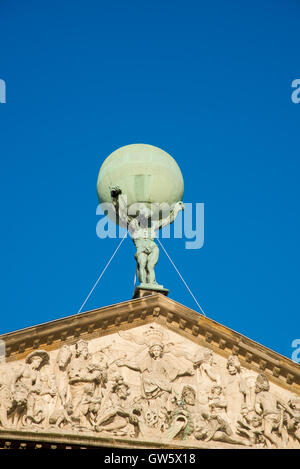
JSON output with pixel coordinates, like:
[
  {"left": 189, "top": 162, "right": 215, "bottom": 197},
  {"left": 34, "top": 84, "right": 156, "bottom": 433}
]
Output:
[
  {"left": 156, "top": 201, "right": 184, "bottom": 231},
  {"left": 110, "top": 185, "right": 133, "bottom": 227}
]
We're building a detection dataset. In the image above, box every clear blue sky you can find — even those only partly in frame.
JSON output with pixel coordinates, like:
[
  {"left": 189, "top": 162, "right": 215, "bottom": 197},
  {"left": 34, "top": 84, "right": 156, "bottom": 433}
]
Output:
[{"left": 0, "top": 0, "right": 299, "bottom": 360}]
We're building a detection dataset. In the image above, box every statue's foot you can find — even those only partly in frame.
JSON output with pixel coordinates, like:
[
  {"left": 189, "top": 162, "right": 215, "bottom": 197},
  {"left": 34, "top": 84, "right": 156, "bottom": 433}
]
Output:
[{"left": 139, "top": 282, "right": 164, "bottom": 290}]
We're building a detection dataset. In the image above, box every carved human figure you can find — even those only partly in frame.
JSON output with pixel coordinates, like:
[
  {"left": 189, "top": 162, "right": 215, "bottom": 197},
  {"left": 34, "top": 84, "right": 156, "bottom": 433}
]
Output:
[
  {"left": 80, "top": 388, "right": 102, "bottom": 427},
  {"left": 110, "top": 186, "right": 183, "bottom": 287},
  {"left": 49, "top": 402, "right": 73, "bottom": 428},
  {"left": 37, "top": 360, "right": 57, "bottom": 427},
  {"left": 195, "top": 384, "right": 250, "bottom": 446},
  {"left": 285, "top": 395, "right": 300, "bottom": 444},
  {"left": 11, "top": 350, "right": 53, "bottom": 427},
  {"left": 0, "top": 370, "right": 13, "bottom": 428},
  {"left": 223, "top": 355, "right": 247, "bottom": 430},
  {"left": 193, "top": 350, "right": 220, "bottom": 401},
  {"left": 237, "top": 407, "right": 265, "bottom": 446},
  {"left": 55, "top": 345, "right": 72, "bottom": 406},
  {"left": 116, "top": 328, "right": 194, "bottom": 412},
  {"left": 68, "top": 340, "right": 106, "bottom": 427},
  {"left": 50, "top": 345, "right": 73, "bottom": 428},
  {"left": 95, "top": 375, "right": 138, "bottom": 436},
  {"left": 254, "top": 373, "right": 294, "bottom": 448},
  {"left": 208, "top": 384, "right": 230, "bottom": 423},
  {"left": 166, "top": 385, "right": 206, "bottom": 440}
]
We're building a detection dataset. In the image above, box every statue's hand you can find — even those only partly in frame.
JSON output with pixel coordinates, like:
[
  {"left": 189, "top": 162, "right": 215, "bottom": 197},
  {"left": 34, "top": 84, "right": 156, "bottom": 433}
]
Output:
[{"left": 110, "top": 185, "right": 122, "bottom": 198}]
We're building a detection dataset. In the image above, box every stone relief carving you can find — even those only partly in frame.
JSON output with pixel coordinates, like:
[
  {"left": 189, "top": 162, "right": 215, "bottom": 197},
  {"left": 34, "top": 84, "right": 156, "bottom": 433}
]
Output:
[{"left": 0, "top": 324, "right": 299, "bottom": 449}]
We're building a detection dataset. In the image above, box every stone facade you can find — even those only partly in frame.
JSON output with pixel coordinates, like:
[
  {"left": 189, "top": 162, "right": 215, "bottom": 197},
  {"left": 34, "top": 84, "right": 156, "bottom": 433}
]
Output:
[{"left": 0, "top": 294, "right": 299, "bottom": 449}]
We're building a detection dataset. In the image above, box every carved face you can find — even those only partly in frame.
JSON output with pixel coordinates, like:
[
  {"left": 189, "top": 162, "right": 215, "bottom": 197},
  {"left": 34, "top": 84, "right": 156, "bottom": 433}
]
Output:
[
  {"left": 227, "top": 364, "right": 237, "bottom": 375},
  {"left": 246, "top": 411, "right": 262, "bottom": 427},
  {"left": 57, "top": 346, "right": 72, "bottom": 369},
  {"left": 183, "top": 389, "right": 196, "bottom": 406},
  {"left": 76, "top": 342, "right": 89, "bottom": 358},
  {"left": 212, "top": 386, "right": 222, "bottom": 395},
  {"left": 289, "top": 397, "right": 300, "bottom": 411},
  {"left": 251, "top": 416, "right": 262, "bottom": 428},
  {"left": 203, "top": 352, "right": 213, "bottom": 365},
  {"left": 31, "top": 356, "right": 43, "bottom": 370},
  {"left": 14, "top": 390, "right": 27, "bottom": 408},
  {"left": 149, "top": 345, "right": 163, "bottom": 358},
  {"left": 116, "top": 384, "right": 129, "bottom": 400}
]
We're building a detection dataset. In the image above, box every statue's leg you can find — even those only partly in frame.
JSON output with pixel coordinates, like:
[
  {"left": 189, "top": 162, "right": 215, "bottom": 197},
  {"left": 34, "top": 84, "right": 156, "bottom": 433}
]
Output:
[
  {"left": 136, "top": 252, "right": 148, "bottom": 284},
  {"left": 263, "top": 420, "right": 280, "bottom": 448},
  {"left": 26, "top": 393, "right": 35, "bottom": 424},
  {"left": 147, "top": 245, "right": 159, "bottom": 284}
]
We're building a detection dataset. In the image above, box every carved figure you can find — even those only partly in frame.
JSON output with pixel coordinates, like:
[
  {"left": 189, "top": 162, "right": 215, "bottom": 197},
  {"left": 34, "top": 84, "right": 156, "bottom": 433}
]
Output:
[
  {"left": 95, "top": 375, "right": 138, "bottom": 436},
  {"left": 286, "top": 395, "right": 300, "bottom": 443},
  {"left": 0, "top": 371, "right": 13, "bottom": 428},
  {"left": 116, "top": 327, "right": 194, "bottom": 410},
  {"left": 167, "top": 385, "right": 201, "bottom": 440},
  {"left": 192, "top": 384, "right": 249, "bottom": 445},
  {"left": 193, "top": 350, "right": 220, "bottom": 400},
  {"left": 49, "top": 402, "right": 73, "bottom": 428},
  {"left": 223, "top": 355, "right": 248, "bottom": 430},
  {"left": 237, "top": 407, "right": 265, "bottom": 446},
  {"left": 254, "top": 373, "right": 294, "bottom": 448},
  {"left": 49, "top": 345, "right": 73, "bottom": 428},
  {"left": 11, "top": 350, "right": 53, "bottom": 427},
  {"left": 68, "top": 340, "right": 106, "bottom": 427},
  {"left": 110, "top": 186, "right": 183, "bottom": 287},
  {"left": 0, "top": 328, "right": 298, "bottom": 449}
]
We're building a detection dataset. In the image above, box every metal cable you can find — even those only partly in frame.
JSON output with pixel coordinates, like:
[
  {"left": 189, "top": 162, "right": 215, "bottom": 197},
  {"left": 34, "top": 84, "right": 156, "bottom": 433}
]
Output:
[
  {"left": 156, "top": 238, "right": 207, "bottom": 316},
  {"left": 77, "top": 231, "right": 128, "bottom": 314}
]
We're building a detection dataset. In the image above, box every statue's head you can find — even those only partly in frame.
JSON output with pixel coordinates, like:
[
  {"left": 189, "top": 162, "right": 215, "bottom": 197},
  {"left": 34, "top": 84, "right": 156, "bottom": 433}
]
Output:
[
  {"left": 112, "top": 375, "right": 129, "bottom": 399},
  {"left": 226, "top": 355, "right": 241, "bottom": 375},
  {"left": 75, "top": 340, "right": 89, "bottom": 358},
  {"left": 247, "top": 411, "right": 262, "bottom": 428},
  {"left": 149, "top": 344, "right": 163, "bottom": 359},
  {"left": 14, "top": 390, "right": 27, "bottom": 408},
  {"left": 57, "top": 345, "right": 72, "bottom": 370},
  {"left": 288, "top": 395, "right": 300, "bottom": 410},
  {"left": 255, "top": 373, "right": 270, "bottom": 393},
  {"left": 65, "top": 402, "right": 74, "bottom": 415},
  {"left": 25, "top": 350, "right": 49, "bottom": 370},
  {"left": 138, "top": 205, "right": 151, "bottom": 219},
  {"left": 31, "top": 356, "right": 43, "bottom": 370},
  {"left": 182, "top": 385, "right": 196, "bottom": 405},
  {"left": 203, "top": 351, "right": 213, "bottom": 365},
  {"left": 211, "top": 383, "right": 222, "bottom": 395}
]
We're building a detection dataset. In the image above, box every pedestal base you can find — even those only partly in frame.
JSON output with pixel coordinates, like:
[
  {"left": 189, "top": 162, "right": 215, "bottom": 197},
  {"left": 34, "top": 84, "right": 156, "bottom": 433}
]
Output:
[{"left": 133, "top": 285, "right": 169, "bottom": 299}]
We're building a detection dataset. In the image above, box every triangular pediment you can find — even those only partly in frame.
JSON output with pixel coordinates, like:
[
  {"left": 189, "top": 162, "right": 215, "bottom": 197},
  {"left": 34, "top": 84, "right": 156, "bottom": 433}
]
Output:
[{"left": 0, "top": 294, "right": 299, "bottom": 449}]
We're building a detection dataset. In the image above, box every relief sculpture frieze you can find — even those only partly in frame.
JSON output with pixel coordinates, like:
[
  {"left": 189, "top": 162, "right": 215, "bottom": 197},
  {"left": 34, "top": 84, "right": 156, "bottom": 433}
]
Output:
[{"left": 0, "top": 323, "right": 299, "bottom": 449}]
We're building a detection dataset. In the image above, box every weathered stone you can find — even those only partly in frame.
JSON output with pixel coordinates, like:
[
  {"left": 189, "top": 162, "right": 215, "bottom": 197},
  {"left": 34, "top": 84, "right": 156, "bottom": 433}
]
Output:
[{"left": 0, "top": 295, "right": 299, "bottom": 449}]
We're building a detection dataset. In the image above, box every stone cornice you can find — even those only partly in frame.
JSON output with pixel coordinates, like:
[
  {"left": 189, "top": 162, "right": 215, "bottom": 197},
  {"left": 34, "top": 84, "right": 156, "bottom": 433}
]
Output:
[{"left": 0, "top": 429, "right": 244, "bottom": 450}]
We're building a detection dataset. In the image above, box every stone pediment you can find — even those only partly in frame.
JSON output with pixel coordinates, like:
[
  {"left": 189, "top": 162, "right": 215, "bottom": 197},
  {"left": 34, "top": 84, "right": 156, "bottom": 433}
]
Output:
[{"left": 0, "top": 293, "right": 299, "bottom": 449}]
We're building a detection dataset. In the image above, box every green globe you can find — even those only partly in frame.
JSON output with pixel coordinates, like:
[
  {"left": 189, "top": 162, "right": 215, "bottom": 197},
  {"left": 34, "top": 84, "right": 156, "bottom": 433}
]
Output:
[{"left": 97, "top": 143, "right": 184, "bottom": 224}]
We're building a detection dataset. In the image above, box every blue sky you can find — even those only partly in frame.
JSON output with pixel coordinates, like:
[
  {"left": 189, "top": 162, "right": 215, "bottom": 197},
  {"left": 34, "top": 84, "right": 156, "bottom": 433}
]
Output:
[{"left": 0, "top": 0, "right": 299, "bottom": 360}]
